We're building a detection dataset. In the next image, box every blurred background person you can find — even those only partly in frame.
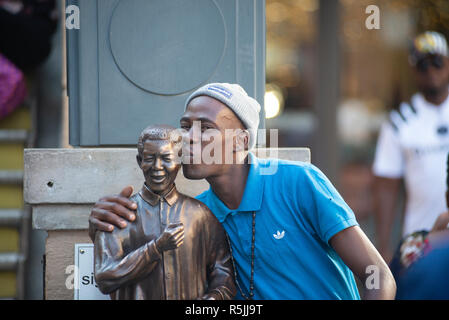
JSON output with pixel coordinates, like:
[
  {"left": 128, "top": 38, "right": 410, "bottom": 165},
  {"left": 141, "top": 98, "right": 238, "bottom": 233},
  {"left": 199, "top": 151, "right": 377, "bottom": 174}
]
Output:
[
  {"left": 0, "top": 52, "right": 26, "bottom": 119},
  {"left": 372, "top": 31, "right": 449, "bottom": 262},
  {"left": 0, "top": 0, "right": 57, "bottom": 72},
  {"left": 396, "top": 235, "right": 449, "bottom": 299}
]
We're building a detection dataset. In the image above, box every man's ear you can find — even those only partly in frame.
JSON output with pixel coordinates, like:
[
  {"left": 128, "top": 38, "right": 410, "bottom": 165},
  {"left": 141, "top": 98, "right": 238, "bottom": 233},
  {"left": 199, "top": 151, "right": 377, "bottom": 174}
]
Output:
[
  {"left": 235, "top": 129, "right": 249, "bottom": 152},
  {"left": 136, "top": 154, "right": 142, "bottom": 168}
]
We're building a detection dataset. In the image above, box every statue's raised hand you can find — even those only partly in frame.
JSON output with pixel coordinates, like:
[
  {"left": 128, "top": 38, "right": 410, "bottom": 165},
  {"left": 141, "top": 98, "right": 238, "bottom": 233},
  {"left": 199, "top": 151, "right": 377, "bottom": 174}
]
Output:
[{"left": 155, "top": 223, "right": 185, "bottom": 252}]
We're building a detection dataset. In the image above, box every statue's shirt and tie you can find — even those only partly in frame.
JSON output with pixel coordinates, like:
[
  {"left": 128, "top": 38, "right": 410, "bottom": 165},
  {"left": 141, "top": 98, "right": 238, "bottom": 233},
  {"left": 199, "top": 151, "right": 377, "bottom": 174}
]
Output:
[{"left": 94, "top": 125, "right": 236, "bottom": 300}]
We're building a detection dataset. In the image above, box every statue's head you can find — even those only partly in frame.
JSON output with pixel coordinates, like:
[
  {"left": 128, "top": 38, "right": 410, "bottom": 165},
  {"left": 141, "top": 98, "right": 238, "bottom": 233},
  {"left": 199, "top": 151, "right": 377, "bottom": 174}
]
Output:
[{"left": 136, "top": 125, "right": 182, "bottom": 194}]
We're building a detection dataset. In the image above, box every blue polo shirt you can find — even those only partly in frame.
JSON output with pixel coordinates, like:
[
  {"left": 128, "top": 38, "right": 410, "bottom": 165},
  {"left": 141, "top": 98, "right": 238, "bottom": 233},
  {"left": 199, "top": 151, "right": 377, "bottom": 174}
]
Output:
[{"left": 196, "top": 153, "right": 360, "bottom": 300}]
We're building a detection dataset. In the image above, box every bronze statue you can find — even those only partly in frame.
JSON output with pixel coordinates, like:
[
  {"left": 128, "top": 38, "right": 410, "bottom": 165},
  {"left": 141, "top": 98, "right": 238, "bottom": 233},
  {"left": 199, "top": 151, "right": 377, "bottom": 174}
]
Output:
[{"left": 94, "top": 125, "right": 236, "bottom": 300}]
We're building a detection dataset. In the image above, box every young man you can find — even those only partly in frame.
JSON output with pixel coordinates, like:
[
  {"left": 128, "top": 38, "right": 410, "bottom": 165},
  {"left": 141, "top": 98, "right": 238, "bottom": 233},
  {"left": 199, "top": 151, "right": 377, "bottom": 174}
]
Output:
[
  {"left": 373, "top": 31, "right": 449, "bottom": 261},
  {"left": 94, "top": 125, "right": 236, "bottom": 300},
  {"left": 89, "top": 83, "right": 395, "bottom": 300}
]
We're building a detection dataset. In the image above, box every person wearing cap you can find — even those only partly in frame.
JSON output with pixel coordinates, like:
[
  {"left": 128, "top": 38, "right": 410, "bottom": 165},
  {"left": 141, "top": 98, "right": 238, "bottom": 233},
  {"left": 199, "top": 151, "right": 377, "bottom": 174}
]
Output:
[
  {"left": 89, "top": 83, "right": 395, "bottom": 300},
  {"left": 373, "top": 31, "right": 449, "bottom": 262}
]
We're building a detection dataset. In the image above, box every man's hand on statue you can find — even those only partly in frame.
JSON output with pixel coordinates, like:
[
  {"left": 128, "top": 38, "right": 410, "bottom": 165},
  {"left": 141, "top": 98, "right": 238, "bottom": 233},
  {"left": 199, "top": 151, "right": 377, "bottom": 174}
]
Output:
[
  {"left": 155, "top": 223, "right": 185, "bottom": 252},
  {"left": 89, "top": 186, "right": 137, "bottom": 233}
]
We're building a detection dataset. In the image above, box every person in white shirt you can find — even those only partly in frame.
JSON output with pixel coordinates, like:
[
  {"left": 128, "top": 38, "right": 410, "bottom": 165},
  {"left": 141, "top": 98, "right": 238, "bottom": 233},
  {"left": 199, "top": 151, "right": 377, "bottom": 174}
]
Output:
[{"left": 373, "top": 31, "right": 449, "bottom": 262}]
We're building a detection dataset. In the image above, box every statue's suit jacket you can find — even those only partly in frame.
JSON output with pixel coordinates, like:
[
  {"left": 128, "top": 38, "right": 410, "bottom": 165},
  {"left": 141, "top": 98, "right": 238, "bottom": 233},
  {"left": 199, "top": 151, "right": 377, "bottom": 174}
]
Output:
[{"left": 94, "top": 184, "right": 236, "bottom": 300}]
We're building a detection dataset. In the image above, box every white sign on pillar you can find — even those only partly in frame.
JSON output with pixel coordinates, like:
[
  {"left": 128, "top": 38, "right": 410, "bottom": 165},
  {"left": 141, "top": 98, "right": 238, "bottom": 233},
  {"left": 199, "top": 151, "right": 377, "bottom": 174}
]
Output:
[{"left": 74, "top": 244, "right": 110, "bottom": 300}]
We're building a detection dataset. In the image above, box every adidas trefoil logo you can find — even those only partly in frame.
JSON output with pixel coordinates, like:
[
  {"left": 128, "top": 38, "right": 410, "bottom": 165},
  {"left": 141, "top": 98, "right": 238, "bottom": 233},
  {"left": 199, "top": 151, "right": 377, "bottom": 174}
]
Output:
[{"left": 273, "top": 230, "right": 285, "bottom": 240}]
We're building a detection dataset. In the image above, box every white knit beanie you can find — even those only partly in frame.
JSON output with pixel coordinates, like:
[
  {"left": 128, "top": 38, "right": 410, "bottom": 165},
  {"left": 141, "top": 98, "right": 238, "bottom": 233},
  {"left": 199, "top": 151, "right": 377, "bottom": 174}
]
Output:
[{"left": 184, "top": 83, "right": 261, "bottom": 150}]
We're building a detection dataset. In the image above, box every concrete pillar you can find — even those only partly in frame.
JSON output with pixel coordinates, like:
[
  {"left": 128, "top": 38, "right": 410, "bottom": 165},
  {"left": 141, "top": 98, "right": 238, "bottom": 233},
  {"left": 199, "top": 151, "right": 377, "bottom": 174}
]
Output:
[{"left": 313, "top": 0, "right": 340, "bottom": 184}]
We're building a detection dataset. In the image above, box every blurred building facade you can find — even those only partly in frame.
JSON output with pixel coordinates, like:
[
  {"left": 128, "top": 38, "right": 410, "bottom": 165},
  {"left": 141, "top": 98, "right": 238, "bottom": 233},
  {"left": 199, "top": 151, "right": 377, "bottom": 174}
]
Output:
[{"left": 264, "top": 0, "right": 449, "bottom": 241}]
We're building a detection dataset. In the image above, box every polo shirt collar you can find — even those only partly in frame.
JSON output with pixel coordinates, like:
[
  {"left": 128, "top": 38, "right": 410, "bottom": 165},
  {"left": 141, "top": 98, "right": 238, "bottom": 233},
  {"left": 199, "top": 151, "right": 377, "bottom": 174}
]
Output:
[
  {"left": 139, "top": 183, "right": 179, "bottom": 207},
  {"left": 208, "top": 152, "right": 265, "bottom": 222}
]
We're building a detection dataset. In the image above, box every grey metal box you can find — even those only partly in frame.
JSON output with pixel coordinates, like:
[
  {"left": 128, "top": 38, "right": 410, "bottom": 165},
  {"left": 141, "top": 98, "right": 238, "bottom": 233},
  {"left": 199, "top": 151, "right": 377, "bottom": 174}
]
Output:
[{"left": 67, "top": 0, "right": 266, "bottom": 146}]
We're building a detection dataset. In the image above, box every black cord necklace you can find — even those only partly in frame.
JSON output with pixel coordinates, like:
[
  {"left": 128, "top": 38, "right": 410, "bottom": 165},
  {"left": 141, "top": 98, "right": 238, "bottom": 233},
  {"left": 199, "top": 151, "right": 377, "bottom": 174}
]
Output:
[{"left": 225, "top": 211, "right": 256, "bottom": 300}]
